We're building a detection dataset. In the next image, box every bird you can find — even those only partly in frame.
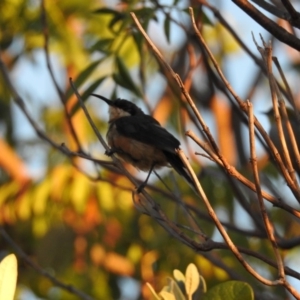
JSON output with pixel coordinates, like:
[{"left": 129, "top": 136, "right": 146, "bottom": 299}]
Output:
[
  {"left": 91, "top": 94, "right": 195, "bottom": 191},
  {"left": 265, "top": 107, "right": 300, "bottom": 174}
]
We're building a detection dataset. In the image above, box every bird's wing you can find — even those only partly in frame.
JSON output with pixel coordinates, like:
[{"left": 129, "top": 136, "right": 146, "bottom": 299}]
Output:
[
  {"left": 114, "top": 116, "right": 180, "bottom": 153},
  {"left": 114, "top": 116, "right": 195, "bottom": 188}
]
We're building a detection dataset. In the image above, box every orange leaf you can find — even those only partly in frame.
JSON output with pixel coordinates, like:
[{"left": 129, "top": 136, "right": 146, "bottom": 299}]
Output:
[
  {"left": 153, "top": 95, "right": 173, "bottom": 125},
  {"left": 104, "top": 252, "right": 134, "bottom": 276},
  {"left": 211, "top": 95, "right": 236, "bottom": 165},
  {"left": 0, "top": 138, "right": 30, "bottom": 184}
]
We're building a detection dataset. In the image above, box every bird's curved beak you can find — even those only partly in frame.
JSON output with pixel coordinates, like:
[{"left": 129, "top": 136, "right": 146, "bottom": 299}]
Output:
[{"left": 91, "top": 94, "right": 114, "bottom": 106}]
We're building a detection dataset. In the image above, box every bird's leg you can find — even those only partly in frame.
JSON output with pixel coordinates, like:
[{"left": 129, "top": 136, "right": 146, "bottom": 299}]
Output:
[{"left": 137, "top": 163, "right": 155, "bottom": 193}]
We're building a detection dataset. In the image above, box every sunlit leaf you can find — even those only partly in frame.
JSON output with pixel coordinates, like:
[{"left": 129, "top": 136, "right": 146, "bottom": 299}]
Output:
[
  {"left": 167, "top": 277, "right": 185, "bottom": 300},
  {"left": 50, "top": 165, "right": 72, "bottom": 201},
  {"left": 159, "top": 291, "right": 176, "bottom": 300},
  {"left": 70, "top": 171, "right": 91, "bottom": 213},
  {"left": 16, "top": 191, "right": 32, "bottom": 221},
  {"left": 32, "top": 216, "right": 48, "bottom": 237},
  {"left": 97, "top": 182, "right": 115, "bottom": 211},
  {"left": 146, "top": 283, "right": 161, "bottom": 300},
  {"left": 32, "top": 177, "right": 51, "bottom": 215},
  {"left": 127, "top": 244, "right": 143, "bottom": 264},
  {"left": 104, "top": 252, "right": 134, "bottom": 276},
  {"left": 173, "top": 269, "right": 185, "bottom": 293},
  {"left": 0, "top": 254, "right": 17, "bottom": 300},
  {"left": 0, "top": 181, "right": 20, "bottom": 207},
  {"left": 0, "top": 138, "right": 29, "bottom": 183},
  {"left": 185, "top": 263, "right": 200, "bottom": 298}
]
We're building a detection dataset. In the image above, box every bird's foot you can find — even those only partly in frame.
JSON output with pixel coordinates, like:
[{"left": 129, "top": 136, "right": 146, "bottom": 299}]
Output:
[
  {"left": 105, "top": 148, "right": 116, "bottom": 156},
  {"left": 136, "top": 182, "right": 146, "bottom": 193},
  {"left": 105, "top": 148, "right": 125, "bottom": 157}
]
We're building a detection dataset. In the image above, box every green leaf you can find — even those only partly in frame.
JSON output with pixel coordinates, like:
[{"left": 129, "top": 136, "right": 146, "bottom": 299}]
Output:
[
  {"left": 133, "top": 7, "right": 156, "bottom": 20},
  {"left": 66, "top": 57, "right": 106, "bottom": 101},
  {"left": 202, "top": 11, "right": 214, "bottom": 26},
  {"left": 0, "top": 254, "right": 18, "bottom": 300},
  {"left": 90, "top": 38, "right": 114, "bottom": 54},
  {"left": 114, "top": 56, "right": 142, "bottom": 97},
  {"left": 202, "top": 281, "right": 254, "bottom": 300},
  {"left": 164, "top": 16, "right": 171, "bottom": 43},
  {"left": 132, "top": 7, "right": 158, "bottom": 28},
  {"left": 93, "top": 7, "right": 124, "bottom": 17},
  {"left": 185, "top": 263, "right": 200, "bottom": 299},
  {"left": 70, "top": 76, "right": 107, "bottom": 116},
  {"left": 109, "top": 13, "right": 127, "bottom": 33},
  {"left": 132, "top": 31, "right": 144, "bottom": 54}
]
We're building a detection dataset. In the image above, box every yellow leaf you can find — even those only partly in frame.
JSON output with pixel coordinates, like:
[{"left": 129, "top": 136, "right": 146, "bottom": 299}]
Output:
[
  {"left": 32, "top": 177, "right": 51, "bottom": 215},
  {"left": 0, "top": 254, "right": 17, "bottom": 300},
  {"left": 203, "top": 22, "right": 240, "bottom": 55},
  {"left": 16, "top": 192, "right": 31, "bottom": 220},
  {"left": 0, "top": 182, "right": 20, "bottom": 207},
  {"left": 173, "top": 269, "right": 185, "bottom": 283},
  {"left": 70, "top": 171, "right": 91, "bottom": 213},
  {"left": 146, "top": 282, "right": 161, "bottom": 300},
  {"left": 185, "top": 263, "right": 200, "bottom": 299},
  {"left": 127, "top": 244, "right": 143, "bottom": 264},
  {"left": 50, "top": 165, "right": 71, "bottom": 201},
  {"left": 97, "top": 182, "right": 115, "bottom": 211},
  {"left": 32, "top": 217, "right": 48, "bottom": 237},
  {"left": 0, "top": 138, "right": 30, "bottom": 184},
  {"left": 159, "top": 291, "right": 175, "bottom": 300}
]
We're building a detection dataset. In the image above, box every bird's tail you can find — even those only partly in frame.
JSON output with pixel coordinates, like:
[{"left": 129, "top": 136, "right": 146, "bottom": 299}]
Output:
[{"left": 163, "top": 151, "right": 197, "bottom": 189}]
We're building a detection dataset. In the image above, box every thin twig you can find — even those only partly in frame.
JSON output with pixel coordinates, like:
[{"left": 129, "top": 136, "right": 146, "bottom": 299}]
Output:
[
  {"left": 187, "top": 130, "right": 300, "bottom": 218},
  {"left": 130, "top": 12, "right": 220, "bottom": 156},
  {"left": 41, "top": 0, "right": 82, "bottom": 151},
  {"left": 272, "top": 57, "right": 297, "bottom": 115},
  {"left": 189, "top": 7, "right": 300, "bottom": 200},
  {"left": 247, "top": 100, "right": 285, "bottom": 280},
  {"left": 280, "top": 0, "right": 300, "bottom": 23},
  {"left": 232, "top": 0, "right": 300, "bottom": 49},
  {"left": 253, "top": 35, "right": 300, "bottom": 191},
  {"left": 177, "top": 149, "right": 282, "bottom": 286},
  {"left": 0, "top": 227, "right": 94, "bottom": 300},
  {"left": 278, "top": 101, "right": 300, "bottom": 171}
]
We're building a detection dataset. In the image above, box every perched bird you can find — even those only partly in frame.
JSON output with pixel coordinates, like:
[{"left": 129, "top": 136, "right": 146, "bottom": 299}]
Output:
[
  {"left": 265, "top": 107, "right": 300, "bottom": 173},
  {"left": 91, "top": 94, "right": 194, "bottom": 190}
]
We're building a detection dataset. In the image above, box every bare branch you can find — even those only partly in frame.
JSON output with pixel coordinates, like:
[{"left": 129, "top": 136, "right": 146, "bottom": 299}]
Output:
[
  {"left": 0, "top": 227, "right": 94, "bottom": 300},
  {"left": 232, "top": 0, "right": 300, "bottom": 49},
  {"left": 247, "top": 100, "right": 285, "bottom": 280}
]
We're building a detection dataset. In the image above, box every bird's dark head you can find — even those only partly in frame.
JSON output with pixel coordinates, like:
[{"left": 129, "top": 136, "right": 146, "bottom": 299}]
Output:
[{"left": 91, "top": 94, "right": 144, "bottom": 122}]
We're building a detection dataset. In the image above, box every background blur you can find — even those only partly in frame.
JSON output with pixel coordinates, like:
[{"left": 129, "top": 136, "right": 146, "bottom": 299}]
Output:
[{"left": 1, "top": 0, "right": 300, "bottom": 299}]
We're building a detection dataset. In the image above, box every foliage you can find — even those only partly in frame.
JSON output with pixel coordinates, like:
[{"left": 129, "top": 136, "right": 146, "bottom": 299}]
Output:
[
  {"left": 0, "top": 0, "right": 300, "bottom": 299},
  {"left": 147, "top": 263, "right": 253, "bottom": 300}
]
